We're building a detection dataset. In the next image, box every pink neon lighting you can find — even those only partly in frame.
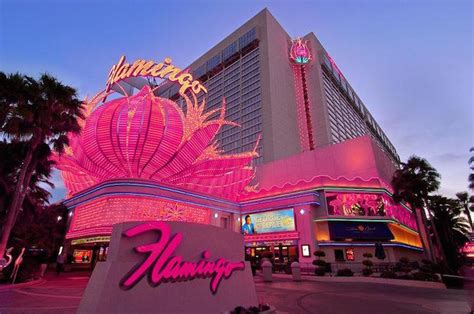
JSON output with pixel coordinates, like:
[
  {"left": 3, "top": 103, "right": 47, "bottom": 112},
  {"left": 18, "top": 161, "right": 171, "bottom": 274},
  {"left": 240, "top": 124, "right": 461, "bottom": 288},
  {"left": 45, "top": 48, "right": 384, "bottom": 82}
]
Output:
[
  {"left": 53, "top": 86, "right": 258, "bottom": 199},
  {"left": 290, "top": 37, "right": 314, "bottom": 151},
  {"left": 66, "top": 196, "right": 210, "bottom": 239},
  {"left": 244, "top": 231, "right": 299, "bottom": 243},
  {"left": 326, "top": 53, "right": 345, "bottom": 80},
  {"left": 292, "top": 64, "right": 314, "bottom": 151},
  {"left": 326, "top": 192, "right": 417, "bottom": 231},
  {"left": 120, "top": 222, "right": 245, "bottom": 293},
  {"left": 461, "top": 242, "right": 474, "bottom": 258}
]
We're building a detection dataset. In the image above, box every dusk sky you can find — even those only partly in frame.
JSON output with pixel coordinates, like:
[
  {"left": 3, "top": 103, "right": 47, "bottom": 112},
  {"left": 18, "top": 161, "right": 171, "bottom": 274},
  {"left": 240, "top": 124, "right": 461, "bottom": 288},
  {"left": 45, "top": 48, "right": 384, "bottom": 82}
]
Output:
[{"left": 0, "top": 0, "right": 472, "bottom": 202}]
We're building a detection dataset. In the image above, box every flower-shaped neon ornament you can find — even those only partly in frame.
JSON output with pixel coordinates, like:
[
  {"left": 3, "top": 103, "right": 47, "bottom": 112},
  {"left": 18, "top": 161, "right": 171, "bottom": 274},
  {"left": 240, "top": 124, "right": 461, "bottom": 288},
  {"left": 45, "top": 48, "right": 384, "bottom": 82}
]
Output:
[{"left": 290, "top": 38, "right": 312, "bottom": 65}]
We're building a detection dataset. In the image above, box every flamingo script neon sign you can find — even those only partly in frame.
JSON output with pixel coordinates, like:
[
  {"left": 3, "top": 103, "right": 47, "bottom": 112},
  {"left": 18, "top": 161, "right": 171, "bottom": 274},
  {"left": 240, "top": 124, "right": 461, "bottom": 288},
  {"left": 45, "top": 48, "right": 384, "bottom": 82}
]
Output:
[
  {"left": 106, "top": 56, "right": 208, "bottom": 96},
  {"left": 120, "top": 222, "right": 245, "bottom": 294}
]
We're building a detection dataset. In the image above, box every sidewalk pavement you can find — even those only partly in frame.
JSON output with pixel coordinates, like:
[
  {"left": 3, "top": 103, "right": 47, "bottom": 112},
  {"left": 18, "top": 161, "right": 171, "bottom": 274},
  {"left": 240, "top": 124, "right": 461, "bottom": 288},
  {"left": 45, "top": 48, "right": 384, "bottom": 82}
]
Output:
[{"left": 0, "top": 270, "right": 471, "bottom": 313}]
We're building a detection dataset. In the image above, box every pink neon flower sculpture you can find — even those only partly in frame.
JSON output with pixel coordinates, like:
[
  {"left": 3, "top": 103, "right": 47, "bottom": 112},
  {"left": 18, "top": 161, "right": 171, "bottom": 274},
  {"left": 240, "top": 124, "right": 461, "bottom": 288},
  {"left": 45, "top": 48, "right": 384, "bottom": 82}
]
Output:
[
  {"left": 53, "top": 86, "right": 259, "bottom": 199},
  {"left": 290, "top": 38, "right": 311, "bottom": 64}
]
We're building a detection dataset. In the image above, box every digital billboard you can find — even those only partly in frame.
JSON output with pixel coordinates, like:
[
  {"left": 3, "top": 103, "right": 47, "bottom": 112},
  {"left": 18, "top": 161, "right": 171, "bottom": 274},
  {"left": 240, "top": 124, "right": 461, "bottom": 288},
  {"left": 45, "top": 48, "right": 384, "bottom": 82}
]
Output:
[{"left": 241, "top": 208, "right": 295, "bottom": 235}]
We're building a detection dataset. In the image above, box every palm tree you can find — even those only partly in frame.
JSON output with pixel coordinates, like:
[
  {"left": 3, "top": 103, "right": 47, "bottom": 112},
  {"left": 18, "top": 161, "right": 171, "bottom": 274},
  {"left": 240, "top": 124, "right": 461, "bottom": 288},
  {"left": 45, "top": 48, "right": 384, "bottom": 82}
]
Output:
[
  {"left": 428, "top": 195, "right": 470, "bottom": 273},
  {"left": 391, "top": 155, "right": 441, "bottom": 261},
  {"left": 0, "top": 72, "right": 84, "bottom": 257},
  {"left": 469, "top": 147, "right": 474, "bottom": 190},
  {"left": 456, "top": 192, "right": 473, "bottom": 231},
  {"left": 0, "top": 140, "right": 53, "bottom": 225},
  {"left": 468, "top": 148, "right": 474, "bottom": 225}
]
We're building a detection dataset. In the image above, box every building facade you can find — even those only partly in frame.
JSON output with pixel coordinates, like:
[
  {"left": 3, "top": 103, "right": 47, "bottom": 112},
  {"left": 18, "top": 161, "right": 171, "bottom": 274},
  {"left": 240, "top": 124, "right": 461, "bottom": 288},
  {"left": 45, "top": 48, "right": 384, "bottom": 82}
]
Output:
[{"left": 58, "top": 9, "right": 425, "bottom": 271}]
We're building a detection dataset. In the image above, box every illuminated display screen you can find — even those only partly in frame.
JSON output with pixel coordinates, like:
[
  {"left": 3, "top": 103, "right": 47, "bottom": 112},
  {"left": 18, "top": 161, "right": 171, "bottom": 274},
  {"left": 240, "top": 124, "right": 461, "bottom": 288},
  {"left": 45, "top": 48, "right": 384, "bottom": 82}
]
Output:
[
  {"left": 73, "top": 249, "right": 92, "bottom": 263},
  {"left": 241, "top": 209, "right": 295, "bottom": 235}
]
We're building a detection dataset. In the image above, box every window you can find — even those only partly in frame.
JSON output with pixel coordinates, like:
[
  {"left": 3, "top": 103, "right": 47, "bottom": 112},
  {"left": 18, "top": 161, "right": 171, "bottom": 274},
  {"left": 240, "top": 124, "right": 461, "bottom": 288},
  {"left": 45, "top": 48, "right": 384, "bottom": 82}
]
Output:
[
  {"left": 193, "top": 64, "right": 206, "bottom": 79},
  {"left": 239, "top": 27, "right": 257, "bottom": 49},
  {"left": 223, "top": 41, "right": 238, "bottom": 61},
  {"left": 323, "top": 53, "right": 332, "bottom": 70},
  {"left": 334, "top": 249, "right": 345, "bottom": 261},
  {"left": 207, "top": 54, "right": 222, "bottom": 72}
]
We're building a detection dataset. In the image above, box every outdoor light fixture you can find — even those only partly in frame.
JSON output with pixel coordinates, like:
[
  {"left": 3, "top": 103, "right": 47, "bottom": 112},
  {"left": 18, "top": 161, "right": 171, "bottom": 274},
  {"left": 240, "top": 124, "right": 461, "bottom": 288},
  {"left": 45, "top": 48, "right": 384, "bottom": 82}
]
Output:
[
  {"left": 68, "top": 212, "right": 73, "bottom": 217},
  {"left": 214, "top": 213, "right": 218, "bottom": 218},
  {"left": 57, "top": 216, "right": 62, "bottom": 222},
  {"left": 299, "top": 209, "right": 305, "bottom": 215}
]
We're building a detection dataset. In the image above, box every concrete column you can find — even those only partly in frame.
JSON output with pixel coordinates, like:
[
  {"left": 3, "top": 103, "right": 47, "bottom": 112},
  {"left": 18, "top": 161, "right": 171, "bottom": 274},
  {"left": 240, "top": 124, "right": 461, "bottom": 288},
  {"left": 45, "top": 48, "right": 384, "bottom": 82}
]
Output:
[
  {"left": 262, "top": 260, "right": 273, "bottom": 282},
  {"left": 295, "top": 204, "right": 316, "bottom": 267},
  {"left": 291, "top": 262, "right": 301, "bottom": 281}
]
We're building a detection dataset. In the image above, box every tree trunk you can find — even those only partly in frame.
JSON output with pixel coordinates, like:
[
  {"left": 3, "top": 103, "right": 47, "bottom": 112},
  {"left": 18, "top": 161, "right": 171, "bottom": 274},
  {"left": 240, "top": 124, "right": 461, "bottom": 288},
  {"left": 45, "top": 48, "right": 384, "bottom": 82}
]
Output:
[
  {"left": 412, "top": 204, "right": 434, "bottom": 261},
  {"left": 465, "top": 208, "right": 473, "bottom": 231},
  {"left": 424, "top": 204, "right": 446, "bottom": 263},
  {"left": 0, "top": 140, "right": 38, "bottom": 257}
]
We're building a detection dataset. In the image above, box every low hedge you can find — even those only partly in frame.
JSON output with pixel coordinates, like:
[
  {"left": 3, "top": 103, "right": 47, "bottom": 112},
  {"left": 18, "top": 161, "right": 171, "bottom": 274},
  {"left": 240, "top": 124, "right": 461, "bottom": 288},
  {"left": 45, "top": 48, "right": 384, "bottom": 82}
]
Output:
[{"left": 336, "top": 268, "right": 354, "bottom": 277}]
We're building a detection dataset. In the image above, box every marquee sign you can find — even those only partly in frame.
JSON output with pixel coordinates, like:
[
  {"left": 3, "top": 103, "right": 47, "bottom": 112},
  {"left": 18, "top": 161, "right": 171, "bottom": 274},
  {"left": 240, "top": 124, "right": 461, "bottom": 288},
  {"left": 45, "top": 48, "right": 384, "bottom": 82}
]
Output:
[
  {"left": 78, "top": 221, "right": 258, "bottom": 313},
  {"left": 328, "top": 221, "right": 394, "bottom": 241},
  {"left": 105, "top": 55, "right": 208, "bottom": 96}
]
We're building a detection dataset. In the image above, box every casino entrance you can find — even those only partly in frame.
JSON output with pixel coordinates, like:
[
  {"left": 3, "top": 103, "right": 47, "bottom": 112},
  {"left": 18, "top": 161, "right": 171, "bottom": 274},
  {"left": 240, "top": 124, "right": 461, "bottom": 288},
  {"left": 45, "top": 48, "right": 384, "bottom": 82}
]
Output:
[
  {"left": 244, "top": 241, "right": 299, "bottom": 272},
  {"left": 67, "top": 237, "right": 110, "bottom": 271}
]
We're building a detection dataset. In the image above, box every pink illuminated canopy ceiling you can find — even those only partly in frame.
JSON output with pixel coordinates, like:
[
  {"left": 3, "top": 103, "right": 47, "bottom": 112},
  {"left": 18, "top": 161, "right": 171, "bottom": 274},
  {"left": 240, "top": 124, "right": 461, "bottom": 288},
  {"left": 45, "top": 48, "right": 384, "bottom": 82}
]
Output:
[{"left": 53, "top": 85, "right": 259, "bottom": 199}]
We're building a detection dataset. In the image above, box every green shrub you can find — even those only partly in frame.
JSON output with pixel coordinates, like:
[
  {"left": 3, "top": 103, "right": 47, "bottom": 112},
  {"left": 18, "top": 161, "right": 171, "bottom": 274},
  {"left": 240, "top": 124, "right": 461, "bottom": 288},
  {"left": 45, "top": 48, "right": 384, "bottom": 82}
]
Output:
[
  {"left": 362, "top": 260, "right": 373, "bottom": 268},
  {"left": 324, "top": 262, "right": 332, "bottom": 273},
  {"left": 412, "top": 271, "right": 436, "bottom": 282},
  {"left": 399, "top": 257, "right": 410, "bottom": 264},
  {"left": 336, "top": 268, "right": 354, "bottom": 277},
  {"left": 397, "top": 257, "right": 412, "bottom": 273},
  {"left": 380, "top": 270, "right": 397, "bottom": 279},
  {"left": 312, "top": 259, "right": 327, "bottom": 267},
  {"left": 362, "top": 268, "right": 373, "bottom": 276},
  {"left": 315, "top": 267, "right": 326, "bottom": 276},
  {"left": 421, "top": 259, "right": 432, "bottom": 265},
  {"left": 397, "top": 274, "right": 414, "bottom": 280},
  {"left": 362, "top": 253, "right": 373, "bottom": 259},
  {"left": 420, "top": 259, "right": 443, "bottom": 274},
  {"left": 231, "top": 304, "right": 271, "bottom": 314},
  {"left": 313, "top": 250, "right": 326, "bottom": 258}
]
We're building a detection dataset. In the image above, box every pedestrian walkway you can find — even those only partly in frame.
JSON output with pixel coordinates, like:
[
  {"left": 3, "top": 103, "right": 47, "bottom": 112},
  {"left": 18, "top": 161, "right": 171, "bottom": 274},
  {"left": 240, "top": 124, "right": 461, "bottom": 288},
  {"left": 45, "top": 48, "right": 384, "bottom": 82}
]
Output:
[
  {"left": 0, "top": 272, "right": 89, "bottom": 313},
  {"left": 0, "top": 271, "right": 471, "bottom": 313}
]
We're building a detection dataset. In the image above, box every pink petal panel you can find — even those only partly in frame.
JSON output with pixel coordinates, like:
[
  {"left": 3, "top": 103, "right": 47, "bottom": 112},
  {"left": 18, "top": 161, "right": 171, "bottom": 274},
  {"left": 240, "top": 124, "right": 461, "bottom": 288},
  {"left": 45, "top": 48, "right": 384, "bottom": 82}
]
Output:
[
  {"left": 81, "top": 100, "right": 126, "bottom": 179},
  {"left": 164, "top": 154, "right": 254, "bottom": 184},
  {"left": 152, "top": 123, "right": 220, "bottom": 180},
  {"left": 140, "top": 98, "right": 185, "bottom": 179}
]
